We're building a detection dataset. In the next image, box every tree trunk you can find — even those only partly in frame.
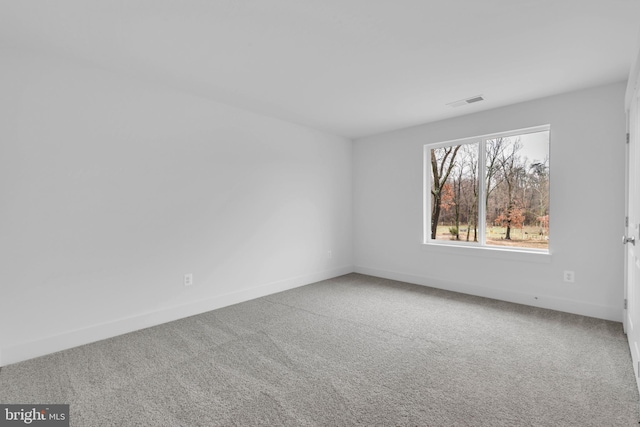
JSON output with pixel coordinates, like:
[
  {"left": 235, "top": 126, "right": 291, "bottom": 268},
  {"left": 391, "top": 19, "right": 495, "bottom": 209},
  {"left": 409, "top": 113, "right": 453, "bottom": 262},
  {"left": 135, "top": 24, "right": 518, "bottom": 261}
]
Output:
[
  {"left": 466, "top": 206, "right": 471, "bottom": 241},
  {"left": 431, "top": 197, "right": 441, "bottom": 239},
  {"left": 454, "top": 180, "right": 460, "bottom": 240},
  {"left": 430, "top": 145, "right": 460, "bottom": 240}
]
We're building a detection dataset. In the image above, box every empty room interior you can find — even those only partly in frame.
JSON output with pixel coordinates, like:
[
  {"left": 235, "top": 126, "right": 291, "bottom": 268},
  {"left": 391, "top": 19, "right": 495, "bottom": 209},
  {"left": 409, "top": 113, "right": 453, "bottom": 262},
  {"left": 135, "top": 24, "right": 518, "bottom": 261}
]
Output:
[{"left": 3, "top": 1, "right": 640, "bottom": 426}]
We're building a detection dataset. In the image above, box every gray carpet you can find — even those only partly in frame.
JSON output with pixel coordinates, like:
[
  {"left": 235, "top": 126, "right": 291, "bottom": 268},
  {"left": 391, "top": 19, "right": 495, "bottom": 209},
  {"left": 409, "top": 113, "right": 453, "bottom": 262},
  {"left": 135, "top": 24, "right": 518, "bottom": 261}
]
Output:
[{"left": 1, "top": 273, "right": 639, "bottom": 426}]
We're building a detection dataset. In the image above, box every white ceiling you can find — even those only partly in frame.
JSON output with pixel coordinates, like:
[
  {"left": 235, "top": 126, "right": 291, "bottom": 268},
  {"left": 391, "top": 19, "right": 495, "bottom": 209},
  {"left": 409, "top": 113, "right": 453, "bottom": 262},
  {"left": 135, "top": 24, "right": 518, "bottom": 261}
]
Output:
[{"left": 2, "top": 1, "right": 640, "bottom": 139}]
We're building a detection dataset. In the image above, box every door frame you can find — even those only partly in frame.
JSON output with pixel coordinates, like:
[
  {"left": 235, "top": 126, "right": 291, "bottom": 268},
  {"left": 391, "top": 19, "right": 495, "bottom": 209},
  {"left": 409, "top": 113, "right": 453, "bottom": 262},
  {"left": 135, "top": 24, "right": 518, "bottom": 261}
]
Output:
[
  {"left": 625, "top": 29, "right": 640, "bottom": 394},
  {"left": 624, "top": 111, "right": 630, "bottom": 334}
]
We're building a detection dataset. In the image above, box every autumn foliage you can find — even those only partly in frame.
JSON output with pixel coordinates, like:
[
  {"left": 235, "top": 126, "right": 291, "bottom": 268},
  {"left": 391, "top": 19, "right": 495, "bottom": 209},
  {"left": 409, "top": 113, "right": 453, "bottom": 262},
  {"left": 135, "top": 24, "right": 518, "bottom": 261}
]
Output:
[
  {"left": 440, "top": 183, "right": 455, "bottom": 212},
  {"left": 494, "top": 205, "right": 525, "bottom": 229}
]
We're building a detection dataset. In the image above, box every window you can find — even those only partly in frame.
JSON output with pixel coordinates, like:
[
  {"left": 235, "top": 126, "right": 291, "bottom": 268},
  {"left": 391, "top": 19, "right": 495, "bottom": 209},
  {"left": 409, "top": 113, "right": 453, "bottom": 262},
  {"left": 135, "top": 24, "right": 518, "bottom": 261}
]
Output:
[{"left": 424, "top": 125, "right": 550, "bottom": 252}]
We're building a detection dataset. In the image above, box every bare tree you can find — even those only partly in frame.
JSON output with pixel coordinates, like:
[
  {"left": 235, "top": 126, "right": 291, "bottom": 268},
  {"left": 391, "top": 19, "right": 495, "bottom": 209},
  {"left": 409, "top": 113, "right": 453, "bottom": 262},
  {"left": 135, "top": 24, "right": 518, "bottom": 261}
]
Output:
[
  {"left": 494, "top": 138, "right": 523, "bottom": 240},
  {"left": 459, "top": 144, "right": 478, "bottom": 242},
  {"left": 451, "top": 161, "right": 463, "bottom": 240},
  {"left": 528, "top": 158, "right": 550, "bottom": 235},
  {"left": 485, "top": 137, "right": 506, "bottom": 210},
  {"left": 432, "top": 135, "right": 548, "bottom": 247},
  {"left": 430, "top": 145, "right": 460, "bottom": 239}
]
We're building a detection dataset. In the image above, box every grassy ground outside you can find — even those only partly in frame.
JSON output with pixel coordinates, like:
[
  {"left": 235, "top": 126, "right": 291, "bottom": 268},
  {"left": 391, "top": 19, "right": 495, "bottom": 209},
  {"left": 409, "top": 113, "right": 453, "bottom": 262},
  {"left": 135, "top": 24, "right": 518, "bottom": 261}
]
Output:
[{"left": 434, "top": 225, "right": 548, "bottom": 250}]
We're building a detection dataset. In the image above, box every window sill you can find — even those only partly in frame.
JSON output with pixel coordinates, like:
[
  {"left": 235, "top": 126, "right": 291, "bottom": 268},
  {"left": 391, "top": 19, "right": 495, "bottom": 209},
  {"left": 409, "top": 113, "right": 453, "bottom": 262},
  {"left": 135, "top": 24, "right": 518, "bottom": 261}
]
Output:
[{"left": 420, "top": 241, "right": 552, "bottom": 264}]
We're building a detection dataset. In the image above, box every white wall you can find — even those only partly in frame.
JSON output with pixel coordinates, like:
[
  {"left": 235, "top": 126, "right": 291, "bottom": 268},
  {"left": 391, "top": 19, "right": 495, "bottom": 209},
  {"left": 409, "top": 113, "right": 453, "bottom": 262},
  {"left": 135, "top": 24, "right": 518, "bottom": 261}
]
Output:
[
  {"left": 354, "top": 82, "right": 627, "bottom": 321},
  {"left": 0, "top": 49, "right": 353, "bottom": 366},
  {"left": 0, "top": 47, "right": 627, "bottom": 367}
]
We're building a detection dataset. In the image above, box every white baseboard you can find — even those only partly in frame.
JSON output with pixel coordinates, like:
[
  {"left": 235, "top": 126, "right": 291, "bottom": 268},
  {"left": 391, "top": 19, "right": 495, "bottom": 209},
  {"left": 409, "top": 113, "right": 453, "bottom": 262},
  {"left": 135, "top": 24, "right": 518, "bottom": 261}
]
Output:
[
  {"left": 0, "top": 266, "right": 354, "bottom": 367},
  {"left": 354, "top": 265, "right": 621, "bottom": 322}
]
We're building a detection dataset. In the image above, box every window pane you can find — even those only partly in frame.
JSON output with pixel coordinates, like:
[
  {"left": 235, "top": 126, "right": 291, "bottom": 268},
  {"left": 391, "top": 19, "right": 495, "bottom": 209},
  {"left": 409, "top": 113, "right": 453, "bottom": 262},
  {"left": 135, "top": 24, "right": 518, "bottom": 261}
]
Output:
[
  {"left": 485, "top": 131, "right": 549, "bottom": 249},
  {"left": 430, "top": 143, "right": 479, "bottom": 243}
]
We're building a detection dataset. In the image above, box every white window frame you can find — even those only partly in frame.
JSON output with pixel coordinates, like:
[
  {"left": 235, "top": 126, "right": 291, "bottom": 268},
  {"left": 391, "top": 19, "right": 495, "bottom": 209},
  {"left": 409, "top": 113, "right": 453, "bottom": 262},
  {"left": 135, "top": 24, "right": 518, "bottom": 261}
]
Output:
[{"left": 423, "top": 124, "right": 551, "bottom": 257}]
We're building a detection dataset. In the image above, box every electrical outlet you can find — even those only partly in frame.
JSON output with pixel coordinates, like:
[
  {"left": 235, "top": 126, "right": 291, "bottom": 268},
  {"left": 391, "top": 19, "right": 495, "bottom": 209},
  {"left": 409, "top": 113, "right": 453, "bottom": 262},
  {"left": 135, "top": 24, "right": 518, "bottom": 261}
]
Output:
[
  {"left": 563, "top": 270, "right": 575, "bottom": 283},
  {"left": 184, "top": 273, "right": 193, "bottom": 287},
  {"left": 327, "top": 250, "right": 332, "bottom": 259}
]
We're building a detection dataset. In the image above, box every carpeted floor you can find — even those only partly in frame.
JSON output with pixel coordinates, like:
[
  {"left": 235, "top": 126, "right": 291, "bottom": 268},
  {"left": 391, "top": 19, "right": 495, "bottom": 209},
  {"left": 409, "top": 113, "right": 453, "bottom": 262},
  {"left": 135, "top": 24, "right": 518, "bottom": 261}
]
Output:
[{"left": 1, "top": 273, "right": 639, "bottom": 426}]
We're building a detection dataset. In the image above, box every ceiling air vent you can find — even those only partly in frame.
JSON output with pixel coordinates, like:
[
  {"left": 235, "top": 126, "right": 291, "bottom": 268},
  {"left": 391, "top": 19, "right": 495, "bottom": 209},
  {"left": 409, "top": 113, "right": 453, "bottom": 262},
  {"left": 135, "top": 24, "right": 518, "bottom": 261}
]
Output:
[{"left": 447, "top": 95, "right": 484, "bottom": 108}]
